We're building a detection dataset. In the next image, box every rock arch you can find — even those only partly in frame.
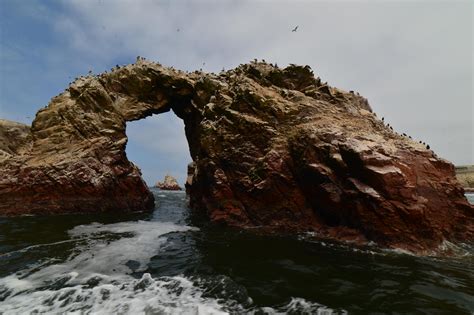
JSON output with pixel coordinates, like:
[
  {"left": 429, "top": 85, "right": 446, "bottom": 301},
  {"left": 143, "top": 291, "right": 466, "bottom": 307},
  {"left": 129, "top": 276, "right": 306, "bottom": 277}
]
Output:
[
  {"left": 0, "top": 60, "right": 472, "bottom": 253},
  {"left": 1, "top": 60, "right": 198, "bottom": 215}
]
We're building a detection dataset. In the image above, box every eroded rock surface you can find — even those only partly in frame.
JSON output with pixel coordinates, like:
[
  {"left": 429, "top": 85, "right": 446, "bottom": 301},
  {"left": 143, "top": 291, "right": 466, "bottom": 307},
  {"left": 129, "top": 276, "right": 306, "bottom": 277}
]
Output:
[
  {"left": 0, "top": 60, "right": 472, "bottom": 253},
  {"left": 0, "top": 119, "right": 31, "bottom": 162},
  {"left": 155, "top": 175, "right": 182, "bottom": 190},
  {"left": 455, "top": 165, "right": 474, "bottom": 193}
]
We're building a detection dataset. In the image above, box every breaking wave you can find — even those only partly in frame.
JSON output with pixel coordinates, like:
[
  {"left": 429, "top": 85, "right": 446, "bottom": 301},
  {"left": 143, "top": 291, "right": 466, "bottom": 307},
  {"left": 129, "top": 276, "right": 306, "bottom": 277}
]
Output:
[{"left": 0, "top": 220, "right": 343, "bottom": 314}]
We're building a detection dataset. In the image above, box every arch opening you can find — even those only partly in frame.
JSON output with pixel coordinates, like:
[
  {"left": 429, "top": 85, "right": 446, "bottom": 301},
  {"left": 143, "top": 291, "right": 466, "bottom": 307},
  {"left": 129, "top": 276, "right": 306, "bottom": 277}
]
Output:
[{"left": 125, "top": 111, "right": 192, "bottom": 188}]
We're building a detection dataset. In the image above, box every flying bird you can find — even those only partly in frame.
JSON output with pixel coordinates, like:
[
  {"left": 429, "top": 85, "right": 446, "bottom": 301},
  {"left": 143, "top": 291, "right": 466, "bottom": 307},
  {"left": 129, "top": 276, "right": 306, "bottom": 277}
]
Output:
[{"left": 292, "top": 26, "right": 298, "bottom": 32}]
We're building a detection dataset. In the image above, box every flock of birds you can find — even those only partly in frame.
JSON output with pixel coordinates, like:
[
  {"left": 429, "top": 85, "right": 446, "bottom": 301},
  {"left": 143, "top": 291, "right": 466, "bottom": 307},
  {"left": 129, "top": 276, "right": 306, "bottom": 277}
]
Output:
[{"left": 380, "top": 117, "right": 431, "bottom": 150}]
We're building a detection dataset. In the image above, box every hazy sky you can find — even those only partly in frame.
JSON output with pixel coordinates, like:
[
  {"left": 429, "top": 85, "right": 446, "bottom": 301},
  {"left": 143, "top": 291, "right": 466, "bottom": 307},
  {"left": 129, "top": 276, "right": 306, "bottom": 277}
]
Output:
[{"left": 1, "top": 0, "right": 472, "bottom": 185}]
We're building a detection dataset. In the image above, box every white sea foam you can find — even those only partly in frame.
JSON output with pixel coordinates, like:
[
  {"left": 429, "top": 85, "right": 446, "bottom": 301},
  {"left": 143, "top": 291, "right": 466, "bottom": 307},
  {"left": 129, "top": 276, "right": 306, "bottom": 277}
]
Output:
[
  {"left": 0, "top": 220, "right": 344, "bottom": 314},
  {"left": 0, "top": 220, "right": 228, "bottom": 314},
  {"left": 0, "top": 272, "right": 230, "bottom": 314},
  {"left": 252, "top": 298, "right": 347, "bottom": 315}
]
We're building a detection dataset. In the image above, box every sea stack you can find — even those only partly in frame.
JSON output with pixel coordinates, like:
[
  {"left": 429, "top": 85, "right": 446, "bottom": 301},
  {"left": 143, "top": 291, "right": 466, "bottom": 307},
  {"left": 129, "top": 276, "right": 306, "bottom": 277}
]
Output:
[
  {"left": 155, "top": 175, "right": 182, "bottom": 191},
  {"left": 0, "top": 60, "right": 472, "bottom": 254}
]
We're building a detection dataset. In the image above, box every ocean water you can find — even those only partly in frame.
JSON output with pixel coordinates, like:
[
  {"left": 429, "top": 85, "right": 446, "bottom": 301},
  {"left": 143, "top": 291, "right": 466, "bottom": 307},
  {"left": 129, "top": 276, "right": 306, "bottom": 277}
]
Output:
[{"left": 0, "top": 190, "right": 473, "bottom": 314}]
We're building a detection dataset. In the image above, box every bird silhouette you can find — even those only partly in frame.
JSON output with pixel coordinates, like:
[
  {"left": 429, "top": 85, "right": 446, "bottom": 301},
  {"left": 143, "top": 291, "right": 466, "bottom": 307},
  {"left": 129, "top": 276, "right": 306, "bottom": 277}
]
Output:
[{"left": 292, "top": 26, "right": 298, "bottom": 32}]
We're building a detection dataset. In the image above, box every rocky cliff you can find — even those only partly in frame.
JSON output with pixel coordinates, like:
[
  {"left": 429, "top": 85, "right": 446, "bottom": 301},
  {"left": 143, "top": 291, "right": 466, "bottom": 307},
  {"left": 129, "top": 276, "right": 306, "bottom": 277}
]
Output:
[
  {"left": 155, "top": 175, "right": 182, "bottom": 190},
  {"left": 0, "top": 59, "right": 472, "bottom": 253}
]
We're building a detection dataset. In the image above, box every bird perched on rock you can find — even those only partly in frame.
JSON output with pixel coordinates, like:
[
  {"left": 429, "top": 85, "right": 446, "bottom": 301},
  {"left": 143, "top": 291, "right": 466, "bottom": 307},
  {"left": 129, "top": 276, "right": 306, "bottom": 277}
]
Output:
[
  {"left": 292, "top": 25, "right": 298, "bottom": 32},
  {"left": 426, "top": 145, "right": 430, "bottom": 149},
  {"left": 382, "top": 117, "right": 384, "bottom": 121}
]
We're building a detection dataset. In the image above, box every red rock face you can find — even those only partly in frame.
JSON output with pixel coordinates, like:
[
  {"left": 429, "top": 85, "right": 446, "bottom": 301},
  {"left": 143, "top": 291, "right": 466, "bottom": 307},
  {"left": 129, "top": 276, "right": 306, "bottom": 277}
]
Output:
[
  {"left": 0, "top": 137, "right": 153, "bottom": 215},
  {"left": 0, "top": 60, "right": 472, "bottom": 253}
]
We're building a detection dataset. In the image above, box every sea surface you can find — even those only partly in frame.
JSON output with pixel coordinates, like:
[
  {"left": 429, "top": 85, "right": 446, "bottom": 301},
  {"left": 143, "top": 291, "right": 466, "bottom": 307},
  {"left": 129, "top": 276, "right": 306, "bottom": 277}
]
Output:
[{"left": 0, "top": 190, "right": 473, "bottom": 314}]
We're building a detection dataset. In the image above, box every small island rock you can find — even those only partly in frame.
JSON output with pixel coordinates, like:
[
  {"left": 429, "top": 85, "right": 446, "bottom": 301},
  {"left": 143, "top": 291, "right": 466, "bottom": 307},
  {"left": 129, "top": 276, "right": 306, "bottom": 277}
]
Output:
[{"left": 155, "top": 175, "right": 182, "bottom": 191}]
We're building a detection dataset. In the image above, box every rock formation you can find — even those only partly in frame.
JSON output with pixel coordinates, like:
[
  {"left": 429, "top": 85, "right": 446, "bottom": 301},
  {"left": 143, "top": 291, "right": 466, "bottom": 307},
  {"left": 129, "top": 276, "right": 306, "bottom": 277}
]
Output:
[
  {"left": 155, "top": 175, "right": 182, "bottom": 190},
  {"left": 0, "top": 119, "right": 31, "bottom": 161},
  {"left": 0, "top": 59, "right": 472, "bottom": 253},
  {"left": 455, "top": 165, "right": 474, "bottom": 193}
]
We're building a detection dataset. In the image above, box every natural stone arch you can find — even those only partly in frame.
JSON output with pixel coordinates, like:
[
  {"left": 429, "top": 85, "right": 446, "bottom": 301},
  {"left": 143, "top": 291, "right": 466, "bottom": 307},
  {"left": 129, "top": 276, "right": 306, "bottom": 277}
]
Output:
[
  {"left": 0, "top": 59, "right": 472, "bottom": 253},
  {"left": 1, "top": 60, "right": 199, "bottom": 214}
]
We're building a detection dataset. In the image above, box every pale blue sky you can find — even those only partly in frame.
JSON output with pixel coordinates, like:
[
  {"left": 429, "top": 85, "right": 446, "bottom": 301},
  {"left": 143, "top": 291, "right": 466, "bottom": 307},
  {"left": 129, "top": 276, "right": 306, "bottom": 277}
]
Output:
[{"left": 1, "top": 0, "right": 472, "bottom": 186}]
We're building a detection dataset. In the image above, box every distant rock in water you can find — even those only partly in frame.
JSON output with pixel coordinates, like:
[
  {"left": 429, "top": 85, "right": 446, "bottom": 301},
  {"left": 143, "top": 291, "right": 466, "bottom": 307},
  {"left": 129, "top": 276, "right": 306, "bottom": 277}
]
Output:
[
  {"left": 456, "top": 165, "right": 474, "bottom": 193},
  {"left": 154, "top": 175, "right": 182, "bottom": 191},
  {"left": 0, "top": 59, "right": 472, "bottom": 254}
]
